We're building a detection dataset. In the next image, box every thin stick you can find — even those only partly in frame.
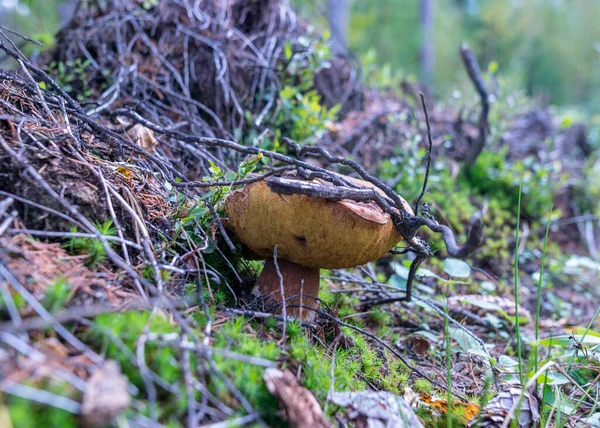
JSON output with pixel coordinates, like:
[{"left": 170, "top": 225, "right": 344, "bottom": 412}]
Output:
[
  {"left": 414, "top": 93, "right": 433, "bottom": 215},
  {"left": 0, "top": 381, "right": 81, "bottom": 414},
  {"left": 0, "top": 263, "right": 104, "bottom": 365},
  {"left": 273, "top": 245, "right": 287, "bottom": 346}
]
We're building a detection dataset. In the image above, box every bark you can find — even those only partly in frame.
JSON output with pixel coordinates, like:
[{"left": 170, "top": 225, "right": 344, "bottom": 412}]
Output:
[
  {"left": 420, "top": 0, "right": 434, "bottom": 88},
  {"left": 327, "top": 0, "right": 350, "bottom": 53}
]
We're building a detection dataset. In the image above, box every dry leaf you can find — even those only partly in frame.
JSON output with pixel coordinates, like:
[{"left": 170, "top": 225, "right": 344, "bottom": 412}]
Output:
[
  {"left": 126, "top": 123, "right": 157, "bottom": 153},
  {"left": 264, "top": 369, "right": 330, "bottom": 428},
  {"left": 410, "top": 336, "right": 431, "bottom": 355},
  {"left": 331, "top": 390, "right": 424, "bottom": 428},
  {"left": 420, "top": 393, "right": 480, "bottom": 424},
  {"left": 467, "top": 388, "right": 540, "bottom": 428},
  {"left": 81, "top": 361, "right": 131, "bottom": 426}
]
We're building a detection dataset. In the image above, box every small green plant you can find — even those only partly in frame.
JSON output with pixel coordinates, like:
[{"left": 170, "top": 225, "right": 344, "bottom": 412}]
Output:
[
  {"left": 63, "top": 220, "right": 116, "bottom": 268},
  {"left": 271, "top": 30, "right": 340, "bottom": 144},
  {"left": 413, "top": 378, "right": 433, "bottom": 395},
  {"left": 47, "top": 58, "right": 93, "bottom": 101},
  {"left": 7, "top": 380, "right": 77, "bottom": 427},
  {"left": 273, "top": 86, "right": 340, "bottom": 143},
  {"left": 42, "top": 276, "right": 71, "bottom": 313},
  {"left": 361, "top": 49, "right": 406, "bottom": 92},
  {"left": 171, "top": 153, "right": 264, "bottom": 244},
  {"left": 465, "top": 148, "right": 563, "bottom": 220},
  {"left": 513, "top": 177, "right": 524, "bottom": 385}
]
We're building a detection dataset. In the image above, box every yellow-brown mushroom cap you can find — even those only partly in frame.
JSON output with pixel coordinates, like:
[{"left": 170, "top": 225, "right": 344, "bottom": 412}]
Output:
[{"left": 224, "top": 174, "right": 413, "bottom": 269}]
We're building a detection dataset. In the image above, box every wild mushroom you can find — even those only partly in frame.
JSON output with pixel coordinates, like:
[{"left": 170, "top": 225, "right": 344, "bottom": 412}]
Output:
[{"left": 224, "top": 173, "right": 413, "bottom": 321}]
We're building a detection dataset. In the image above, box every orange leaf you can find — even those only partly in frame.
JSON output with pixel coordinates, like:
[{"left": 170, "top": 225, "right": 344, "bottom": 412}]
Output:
[
  {"left": 419, "top": 393, "right": 480, "bottom": 423},
  {"left": 116, "top": 166, "right": 131, "bottom": 177}
]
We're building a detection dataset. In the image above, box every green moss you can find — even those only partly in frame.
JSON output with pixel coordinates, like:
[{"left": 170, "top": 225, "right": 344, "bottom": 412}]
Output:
[
  {"left": 287, "top": 326, "right": 410, "bottom": 415},
  {"left": 464, "top": 148, "right": 561, "bottom": 220},
  {"left": 82, "top": 310, "right": 289, "bottom": 425},
  {"left": 367, "top": 308, "right": 392, "bottom": 327},
  {"left": 62, "top": 220, "right": 116, "bottom": 268},
  {"left": 6, "top": 382, "right": 78, "bottom": 428},
  {"left": 413, "top": 378, "right": 434, "bottom": 394},
  {"left": 42, "top": 276, "right": 71, "bottom": 313}
]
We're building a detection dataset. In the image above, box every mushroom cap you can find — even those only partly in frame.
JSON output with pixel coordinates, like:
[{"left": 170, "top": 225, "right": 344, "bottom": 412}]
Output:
[{"left": 224, "top": 173, "right": 413, "bottom": 269}]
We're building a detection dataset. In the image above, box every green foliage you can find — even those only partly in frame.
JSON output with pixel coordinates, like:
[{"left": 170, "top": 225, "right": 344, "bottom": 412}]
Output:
[
  {"left": 84, "top": 310, "right": 288, "bottom": 425},
  {"left": 288, "top": 328, "right": 408, "bottom": 407},
  {"left": 63, "top": 220, "right": 116, "bottom": 268},
  {"left": 349, "top": 0, "right": 600, "bottom": 107},
  {"left": 233, "top": 29, "right": 340, "bottom": 150},
  {"left": 413, "top": 378, "right": 433, "bottom": 395},
  {"left": 465, "top": 148, "right": 562, "bottom": 220},
  {"left": 272, "top": 31, "right": 340, "bottom": 144},
  {"left": 2, "top": 0, "right": 59, "bottom": 58},
  {"left": 42, "top": 276, "right": 70, "bottom": 313},
  {"left": 367, "top": 308, "right": 392, "bottom": 327},
  {"left": 361, "top": 49, "right": 406, "bottom": 92},
  {"left": 273, "top": 86, "right": 340, "bottom": 143},
  {"left": 7, "top": 382, "right": 78, "bottom": 428},
  {"left": 171, "top": 154, "right": 261, "bottom": 252},
  {"left": 573, "top": 158, "right": 600, "bottom": 217},
  {"left": 47, "top": 58, "right": 94, "bottom": 101}
]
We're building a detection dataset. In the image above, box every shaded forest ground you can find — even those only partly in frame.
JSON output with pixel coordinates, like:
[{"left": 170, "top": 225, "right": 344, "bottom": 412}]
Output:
[{"left": 0, "top": 1, "right": 599, "bottom": 427}]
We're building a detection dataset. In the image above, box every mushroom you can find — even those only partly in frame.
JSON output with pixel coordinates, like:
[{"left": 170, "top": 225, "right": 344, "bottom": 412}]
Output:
[{"left": 224, "top": 173, "right": 413, "bottom": 321}]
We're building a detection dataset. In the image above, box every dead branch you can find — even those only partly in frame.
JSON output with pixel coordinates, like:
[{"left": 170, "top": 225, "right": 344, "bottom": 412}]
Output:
[
  {"left": 414, "top": 93, "right": 434, "bottom": 214},
  {"left": 460, "top": 43, "right": 489, "bottom": 166}
]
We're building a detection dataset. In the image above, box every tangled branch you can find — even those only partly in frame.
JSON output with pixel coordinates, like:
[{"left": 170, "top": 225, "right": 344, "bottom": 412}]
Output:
[{"left": 460, "top": 42, "right": 489, "bottom": 166}]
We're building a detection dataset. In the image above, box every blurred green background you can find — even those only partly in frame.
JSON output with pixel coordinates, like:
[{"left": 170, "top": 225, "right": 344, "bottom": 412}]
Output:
[
  {"left": 296, "top": 0, "right": 600, "bottom": 111},
  {"left": 3, "top": 0, "right": 600, "bottom": 110}
]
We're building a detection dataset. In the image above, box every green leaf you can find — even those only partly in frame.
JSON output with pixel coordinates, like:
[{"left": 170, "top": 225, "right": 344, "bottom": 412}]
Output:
[
  {"left": 238, "top": 153, "right": 264, "bottom": 177},
  {"left": 443, "top": 258, "right": 471, "bottom": 278},
  {"left": 389, "top": 274, "right": 406, "bottom": 290},
  {"left": 467, "top": 348, "right": 495, "bottom": 361},
  {"left": 542, "top": 384, "right": 555, "bottom": 406},
  {"left": 581, "top": 413, "right": 600, "bottom": 427},
  {"left": 537, "top": 334, "right": 600, "bottom": 347},
  {"left": 416, "top": 268, "right": 449, "bottom": 283},
  {"left": 460, "top": 297, "right": 503, "bottom": 311},
  {"left": 284, "top": 41, "right": 293, "bottom": 61},
  {"left": 570, "top": 327, "right": 600, "bottom": 338},
  {"left": 280, "top": 86, "right": 297, "bottom": 100},
  {"left": 498, "top": 355, "right": 519, "bottom": 367},
  {"left": 497, "top": 310, "right": 530, "bottom": 325},
  {"left": 208, "top": 160, "right": 222, "bottom": 178}
]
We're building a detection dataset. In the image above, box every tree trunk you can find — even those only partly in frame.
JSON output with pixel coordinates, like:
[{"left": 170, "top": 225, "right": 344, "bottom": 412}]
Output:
[
  {"left": 420, "top": 0, "right": 434, "bottom": 88},
  {"left": 327, "top": 0, "right": 350, "bottom": 54}
]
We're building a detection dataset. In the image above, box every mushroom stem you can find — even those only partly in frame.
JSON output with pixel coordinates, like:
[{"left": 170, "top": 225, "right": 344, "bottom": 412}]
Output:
[{"left": 254, "top": 258, "right": 320, "bottom": 322}]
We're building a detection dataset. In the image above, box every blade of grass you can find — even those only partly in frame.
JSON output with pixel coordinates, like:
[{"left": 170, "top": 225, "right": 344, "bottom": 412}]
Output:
[
  {"left": 535, "top": 206, "right": 553, "bottom": 374},
  {"left": 567, "top": 304, "right": 600, "bottom": 417},
  {"left": 444, "top": 292, "right": 453, "bottom": 428},
  {"left": 514, "top": 176, "right": 524, "bottom": 385},
  {"left": 540, "top": 326, "right": 555, "bottom": 426}
]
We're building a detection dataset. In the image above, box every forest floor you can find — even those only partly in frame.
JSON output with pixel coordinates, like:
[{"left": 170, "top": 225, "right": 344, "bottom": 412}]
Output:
[{"left": 0, "top": 1, "right": 599, "bottom": 427}]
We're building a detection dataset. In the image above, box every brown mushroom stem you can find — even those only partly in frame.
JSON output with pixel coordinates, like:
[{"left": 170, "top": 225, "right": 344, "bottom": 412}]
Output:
[{"left": 254, "top": 258, "right": 320, "bottom": 322}]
